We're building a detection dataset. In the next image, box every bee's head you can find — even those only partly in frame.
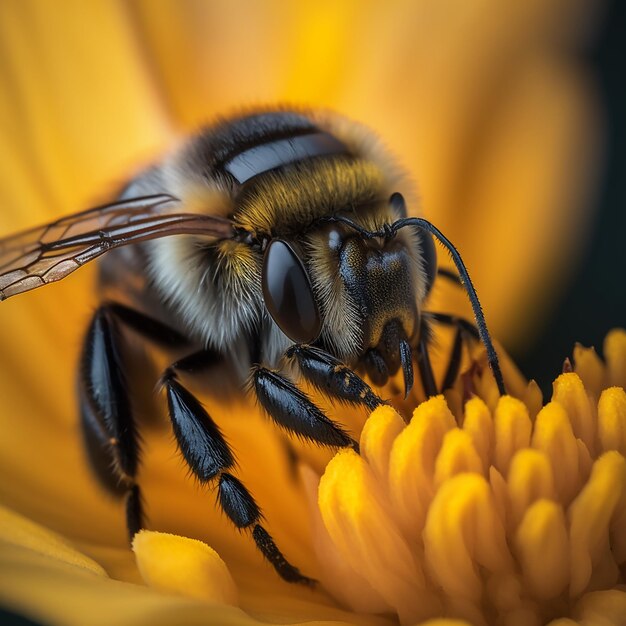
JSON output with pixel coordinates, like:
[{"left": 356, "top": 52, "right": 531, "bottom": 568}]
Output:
[{"left": 261, "top": 194, "right": 437, "bottom": 386}]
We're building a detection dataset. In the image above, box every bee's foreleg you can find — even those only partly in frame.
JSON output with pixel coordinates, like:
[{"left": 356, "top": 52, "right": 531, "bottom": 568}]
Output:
[
  {"left": 79, "top": 306, "right": 145, "bottom": 539},
  {"left": 252, "top": 366, "right": 359, "bottom": 451},
  {"left": 285, "top": 344, "right": 384, "bottom": 410},
  {"left": 161, "top": 359, "right": 315, "bottom": 586}
]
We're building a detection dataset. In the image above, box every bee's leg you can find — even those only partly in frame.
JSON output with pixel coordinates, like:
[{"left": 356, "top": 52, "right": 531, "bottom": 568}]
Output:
[
  {"left": 79, "top": 302, "right": 193, "bottom": 540},
  {"left": 436, "top": 267, "right": 463, "bottom": 287},
  {"left": 160, "top": 357, "right": 314, "bottom": 586},
  {"left": 79, "top": 306, "right": 146, "bottom": 538},
  {"left": 285, "top": 344, "right": 384, "bottom": 410},
  {"left": 440, "top": 327, "right": 464, "bottom": 392},
  {"left": 425, "top": 312, "right": 481, "bottom": 393},
  {"left": 416, "top": 333, "right": 438, "bottom": 398},
  {"left": 100, "top": 301, "right": 191, "bottom": 348},
  {"left": 426, "top": 311, "right": 480, "bottom": 340},
  {"left": 253, "top": 366, "right": 359, "bottom": 451}
]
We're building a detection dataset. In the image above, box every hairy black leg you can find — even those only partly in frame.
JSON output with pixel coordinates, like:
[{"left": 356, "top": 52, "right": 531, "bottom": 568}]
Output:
[
  {"left": 416, "top": 334, "right": 438, "bottom": 398},
  {"left": 437, "top": 267, "right": 463, "bottom": 287},
  {"left": 161, "top": 362, "right": 314, "bottom": 585},
  {"left": 253, "top": 367, "right": 358, "bottom": 451},
  {"left": 163, "top": 349, "right": 222, "bottom": 378},
  {"left": 425, "top": 311, "right": 480, "bottom": 340},
  {"left": 441, "top": 327, "right": 464, "bottom": 392},
  {"left": 104, "top": 301, "right": 191, "bottom": 348},
  {"left": 399, "top": 340, "right": 415, "bottom": 398},
  {"left": 426, "top": 311, "right": 483, "bottom": 393},
  {"left": 364, "top": 349, "right": 389, "bottom": 387},
  {"left": 81, "top": 303, "right": 313, "bottom": 584},
  {"left": 79, "top": 303, "right": 192, "bottom": 539},
  {"left": 79, "top": 306, "right": 144, "bottom": 538},
  {"left": 252, "top": 525, "right": 311, "bottom": 584},
  {"left": 286, "top": 344, "right": 384, "bottom": 411}
]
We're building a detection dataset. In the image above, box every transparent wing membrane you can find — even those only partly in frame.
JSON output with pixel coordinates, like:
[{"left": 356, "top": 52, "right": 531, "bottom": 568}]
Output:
[{"left": 0, "top": 195, "right": 233, "bottom": 300}]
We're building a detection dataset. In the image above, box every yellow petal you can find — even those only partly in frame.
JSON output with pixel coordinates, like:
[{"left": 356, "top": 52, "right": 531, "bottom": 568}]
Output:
[
  {"left": 493, "top": 396, "right": 532, "bottom": 476},
  {"left": 573, "top": 343, "right": 605, "bottom": 399},
  {"left": 532, "top": 402, "right": 580, "bottom": 505},
  {"left": 0, "top": 1, "right": 172, "bottom": 219},
  {"left": 473, "top": 359, "right": 503, "bottom": 414},
  {"left": 597, "top": 387, "right": 626, "bottom": 456},
  {"left": 434, "top": 429, "right": 483, "bottom": 488},
  {"left": 571, "top": 589, "right": 626, "bottom": 626},
  {"left": 0, "top": 534, "right": 257, "bottom": 626},
  {"left": 489, "top": 466, "right": 509, "bottom": 527},
  {"left": 522, "top": 380, "right": 544, "bottom": 421},
  {"left": 132, "top": 531, "right": 238, "bottom": 605},
  {"left": 419, "top": 619, "right": 471, "bottom": 626},
  {"left": 423, "top": 473, "right": 512, "bottom": 605},
  {"left": 360, "top": 405, "right": 405, "bottom": 482},
  {"left": 575, "top": 438, "right": 593, "bottom": 489},
  {"left": 552, "top": 373, "right": 597, "bottom": 456},
  {"left": 507, "top": 449, "right": 556, "bottom": 529},
  {"left": 319, "top": 449, "right": 440, "bottom": 624},
  {"left": 462, "top": 396, "right": 494, "bottom": 473},
  {"left": 388, "top": 396, "right": 456, "bottom": 536},
  {"left": 514, "top": 499, "right": 569, "bottom": 600},
  {"left": 604, "top": 329, "right": 626, "bottom": 389},
  {"left": 568, "top": 452, "right": 626, "bottom": 597},
  {"left": 300, "top": 465, "right": 391, "bottom": 616},
  {"left": 0, "top": 504, "right": 106, "bottom": 577},
  {"left": 610, "top": 473, "right": 626, "bottom": 567}
]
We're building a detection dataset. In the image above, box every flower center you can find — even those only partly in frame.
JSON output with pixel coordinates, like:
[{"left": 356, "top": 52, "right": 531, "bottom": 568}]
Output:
[{"left": 306, "top": 331, "right": 626, "bottom": 625}]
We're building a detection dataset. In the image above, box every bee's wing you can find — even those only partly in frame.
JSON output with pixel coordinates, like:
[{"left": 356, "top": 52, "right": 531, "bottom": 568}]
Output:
[{"left": 0, "top": 194, "right": 234, "bottom": 300}]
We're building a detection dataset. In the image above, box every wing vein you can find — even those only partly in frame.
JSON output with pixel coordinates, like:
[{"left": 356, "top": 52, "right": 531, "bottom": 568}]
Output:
[{"left": 0, "top": 195, "right": 234, "bottom": 301}]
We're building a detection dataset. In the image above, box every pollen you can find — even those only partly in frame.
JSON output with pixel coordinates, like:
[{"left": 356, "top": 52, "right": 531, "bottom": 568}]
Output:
[{"left": 311, "top": 330, "right": 626, "bottom": 625}]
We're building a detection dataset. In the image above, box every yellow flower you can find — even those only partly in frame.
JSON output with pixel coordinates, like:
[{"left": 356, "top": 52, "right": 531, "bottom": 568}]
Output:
[
  {"left": 0, "top": 1, "right": 611, "bottom": 625},
  {"left": 2, "top": 334, "right": 625, "bottom": 626},
  {"left": 306, "top": 331, "right": 626, "bottom": 625}
]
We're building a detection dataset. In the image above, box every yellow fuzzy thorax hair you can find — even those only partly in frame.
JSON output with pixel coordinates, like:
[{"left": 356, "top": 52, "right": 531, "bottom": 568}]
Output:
[{"left": 232, "top": 156, "right": 388, "bottom": 237}]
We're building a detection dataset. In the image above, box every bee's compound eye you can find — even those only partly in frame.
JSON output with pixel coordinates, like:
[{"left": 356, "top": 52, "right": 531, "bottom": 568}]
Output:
[{"left": 262, "top": 239, "right": 322, "bottom": 344}]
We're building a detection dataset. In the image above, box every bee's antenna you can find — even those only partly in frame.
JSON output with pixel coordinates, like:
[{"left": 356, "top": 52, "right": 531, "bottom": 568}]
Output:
[
  {"left": 390, "top": 212, "right": 506, "bottom": 395},
  {"left": 323, "top": 197, "right": 506, "bottom": 396},
  {"left": 322, "top": 215, "right": 380, "bottom": 238}
]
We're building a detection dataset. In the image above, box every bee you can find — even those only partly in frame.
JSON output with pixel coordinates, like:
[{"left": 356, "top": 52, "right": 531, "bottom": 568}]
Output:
[{"left": 0, "top": 109, "right": 505, "bottom": 584}]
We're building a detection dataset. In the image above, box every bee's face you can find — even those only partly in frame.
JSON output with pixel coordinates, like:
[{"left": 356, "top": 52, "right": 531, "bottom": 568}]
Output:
[
  {"left": 262, "top": 212, "right": 436, "bottom": 386},
  {"left": 330, "top": 226, "right": 420, "bottom": 382}
]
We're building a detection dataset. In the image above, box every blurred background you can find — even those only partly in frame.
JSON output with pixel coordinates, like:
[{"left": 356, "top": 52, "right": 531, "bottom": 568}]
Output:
[
  {"left": 0, "top": 0, "right": 624, "bottom": 396},
  {"left": 518, "top": 0, "right": 626, "bottom": 392}
]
